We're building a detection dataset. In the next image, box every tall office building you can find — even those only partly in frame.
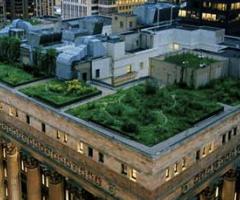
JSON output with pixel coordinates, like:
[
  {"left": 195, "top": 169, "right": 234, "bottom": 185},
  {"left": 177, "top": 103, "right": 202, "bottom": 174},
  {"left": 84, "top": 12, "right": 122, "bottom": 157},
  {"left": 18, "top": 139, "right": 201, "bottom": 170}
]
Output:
[
  {"left": 35, "top": 0, "right": 56, "bottom": 17},
  {"left": 62, "top": 0, "right": 146, "bottom": 19},
  {"left": 0, "top": 0, "right": 5, "bottom": 26},
  {"left": 178, "top": 0, "right": 240, "bottom": 35},
  {"left": 5, "top": 0, "right": 35, "bottom": 19}
]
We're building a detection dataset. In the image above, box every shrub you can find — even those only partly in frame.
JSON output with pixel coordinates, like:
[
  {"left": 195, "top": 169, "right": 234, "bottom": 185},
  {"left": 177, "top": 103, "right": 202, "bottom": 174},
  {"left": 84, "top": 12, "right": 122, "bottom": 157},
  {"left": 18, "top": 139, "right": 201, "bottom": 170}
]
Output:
[
  {"left": 144, "top": 79, "right": 159, "bottom": 95},
  {"left": 106, "top": 103, "right": 125, "bottom": 116},
  {"left": 121, "top": 121, "right": 138, "bottom": 133},
  {"left": 48, "top": 83, "right": 64, "bottom": 93}
]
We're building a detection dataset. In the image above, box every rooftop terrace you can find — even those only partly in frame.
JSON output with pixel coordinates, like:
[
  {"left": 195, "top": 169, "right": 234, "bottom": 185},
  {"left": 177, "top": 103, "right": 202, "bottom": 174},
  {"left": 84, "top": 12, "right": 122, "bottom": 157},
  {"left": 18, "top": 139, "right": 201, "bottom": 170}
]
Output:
[
  {"left": 164, "top": 53, "right": 216, "bottom": 68},
  {"left": 68, "top": 80, "right": 232, "bottom": 146}
]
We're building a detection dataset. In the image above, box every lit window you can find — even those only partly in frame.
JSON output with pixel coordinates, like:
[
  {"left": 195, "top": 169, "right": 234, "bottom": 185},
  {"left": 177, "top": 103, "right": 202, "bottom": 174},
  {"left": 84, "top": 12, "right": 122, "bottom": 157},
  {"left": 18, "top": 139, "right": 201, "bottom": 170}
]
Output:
[
  {"left": 21, "top": 160, "right": 25, "bottom": 171},
  {"left": 121, "top": 163, "right": 127, "bottom": 175},
  {"left": 165, "top": 167, "right": 170, "bottom": 179},
  {"left": 57, "top": 130, "right": 61, "bottom": 139},
  {"left": 42, "top": 174, "right": 45, "bottom": 185},
  {"left": 202, "top": 13, "right": 217, "bottom": 21},
  {"left": 131, "top": 169, "right": 137, "bottom": 181},
  {"left": 3, "top": 148, "right": 6, "bottom": 158},
  {"left": 178, "top": 9, "right": 186, "bottom": 17},
  {"left": 209, "top": 143, "right": 213, "bottom": 152},
  {"left": 46, "top": 176, "right": 49, "bottom": 187},
  {"left": 5, "top": 187, "right": 8, "bottom": 197},
  {"left": 4, "top": 167, "right": 7, "bottom": 178},
  {"left": 64, "top": 134, "right": 68, "bottom": 143},
  {"left": 9, "top": 107, "right": 15, "bottom": 117},
  {"left": 126, "top": 65, "right": 132, "bottom": 73},
  {"left": 77, "top": 142, "right": 84, "bottom": 154}
]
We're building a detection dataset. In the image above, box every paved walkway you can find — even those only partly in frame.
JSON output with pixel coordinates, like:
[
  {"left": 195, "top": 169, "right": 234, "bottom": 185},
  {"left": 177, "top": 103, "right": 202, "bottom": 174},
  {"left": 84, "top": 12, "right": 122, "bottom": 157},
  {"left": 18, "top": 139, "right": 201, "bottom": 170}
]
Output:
[
  {"left": 60, "top": 84, "right": 115, "bottom": 112},
  {"left": 15, "top": 77, "right": 54, "bottom": 90}
]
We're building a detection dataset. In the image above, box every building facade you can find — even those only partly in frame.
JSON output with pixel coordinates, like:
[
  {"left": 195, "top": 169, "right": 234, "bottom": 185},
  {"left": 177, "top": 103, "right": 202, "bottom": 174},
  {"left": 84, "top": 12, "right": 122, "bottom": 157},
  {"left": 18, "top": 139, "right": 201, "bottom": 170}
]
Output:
[
  {"left": 178, "top": 0, "right": 240, "bottom": 36},
  {"left": 5, "top": 0, "right": 35, "bottom": 19},
  {"left": 0, "top": 0, "right": 5, "bottom": 27},
  {"left": 0, "top": 71, "right": 240, "bottom": 200}
]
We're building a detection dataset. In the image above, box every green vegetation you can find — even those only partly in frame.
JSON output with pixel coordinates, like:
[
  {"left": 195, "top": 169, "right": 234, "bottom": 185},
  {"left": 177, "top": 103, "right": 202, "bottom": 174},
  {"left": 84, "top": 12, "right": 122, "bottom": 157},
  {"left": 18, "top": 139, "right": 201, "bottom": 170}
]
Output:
[
  {"left": 201, "top": 78, "right": 240, "bottom": 106},
  {"left": 0, "top": 36, "right": 21, "bottom": 63},
  {"left": 0, "top": 63, "right": 38, "bottom": 86},
  {"left": 164, "top": 53, "right": 216, "bottom": 68},
  {"left": 33, "top": 48, "right": 57, "bottom": 76},
  {"left": 20, "top": 79, "right": 100, "bottom": 107},
  {"left": 68, "top": 80, "right": 224, "bottom": 146}
]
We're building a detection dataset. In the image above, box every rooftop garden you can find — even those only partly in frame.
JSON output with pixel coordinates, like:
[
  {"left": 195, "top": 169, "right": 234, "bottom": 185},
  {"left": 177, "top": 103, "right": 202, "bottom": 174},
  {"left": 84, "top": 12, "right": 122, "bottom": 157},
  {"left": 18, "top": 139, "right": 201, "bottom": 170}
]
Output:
[
  {"left": 164, "top": 53, "right": 216, "bottom": 68},
  {"left": 0, "top": 63, "right": 39, "bottom": 86},
  {"left": 20, "top": 79, "right": 101, "bottom": 107},
  {"left": 68, "top": 80, "right": 225, "bottom": 146},
  {"left": 0, "top": 36, "right": 57, "bottom": 86}
]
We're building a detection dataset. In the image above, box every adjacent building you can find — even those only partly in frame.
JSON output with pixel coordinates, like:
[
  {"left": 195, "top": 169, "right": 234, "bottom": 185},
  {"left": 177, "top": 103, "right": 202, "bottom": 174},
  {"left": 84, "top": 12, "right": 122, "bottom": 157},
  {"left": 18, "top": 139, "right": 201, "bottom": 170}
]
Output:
[
  {"left": 0, "top": 0, "right": 5, "bottom": 27},
  {"left": 178, "top": 0, "right": 240, "bottom": 36}
]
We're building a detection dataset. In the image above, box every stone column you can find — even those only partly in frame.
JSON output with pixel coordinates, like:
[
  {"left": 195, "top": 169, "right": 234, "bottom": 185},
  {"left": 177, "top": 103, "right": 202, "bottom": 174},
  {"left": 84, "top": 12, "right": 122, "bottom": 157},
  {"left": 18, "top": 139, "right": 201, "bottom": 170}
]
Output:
[
  {"left": 222, "top": 170, "right": 236, "bottom": 200},
  {"left": 6, "top": 144, "right": 21, "bottom": 200},
  {"left": 0, "top": 144, "right": 5, "bottom": 199},
  {"left": 25, "top": 157, "right": 41, "bottom": 200},
  {"left": 49, "top": 172, "right": 64, "bottom": 200}
]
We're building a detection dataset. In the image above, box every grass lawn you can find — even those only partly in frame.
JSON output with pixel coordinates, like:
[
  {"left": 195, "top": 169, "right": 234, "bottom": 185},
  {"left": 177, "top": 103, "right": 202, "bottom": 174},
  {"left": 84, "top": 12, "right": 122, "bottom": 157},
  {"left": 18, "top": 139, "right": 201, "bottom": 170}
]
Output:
[
  {"left": 0, "top": 63, "right": 38, "bottom": 86},
  {"left": 68, "top": 80, "right": 226, "bottom": 146},
  {"left": 164, "top": 53, "right": 216, "bottom": 68},
  {"left": 20, "top": 79, "right": 100, "bottom": 107}
]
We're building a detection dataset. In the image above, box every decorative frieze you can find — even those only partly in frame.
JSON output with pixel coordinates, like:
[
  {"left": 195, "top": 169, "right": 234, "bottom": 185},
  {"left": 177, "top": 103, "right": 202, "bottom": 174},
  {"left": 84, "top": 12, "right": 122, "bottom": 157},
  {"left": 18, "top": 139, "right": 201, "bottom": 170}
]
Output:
[{"left": 0, "top": 122, "right": 103, "bottom": 188}]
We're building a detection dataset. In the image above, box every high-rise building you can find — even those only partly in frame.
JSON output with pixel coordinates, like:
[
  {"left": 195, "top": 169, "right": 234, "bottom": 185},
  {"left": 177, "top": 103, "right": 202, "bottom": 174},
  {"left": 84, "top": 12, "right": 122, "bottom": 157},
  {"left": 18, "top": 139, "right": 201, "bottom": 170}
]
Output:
[
  {"left": 178, "top": 0, "right": 240, "bottom": 36},
  {"left": 62, "top": 0, "right": 146, "bottom": 19},
  {"left": 0, "top": 0, "right": 5, "bottom": 26},
  {"left": 62, "top": 0, "right": 98, "bottom": 19},
  {"left": 5, "top": 0, "right": 35, "bottom": 19},
  {"left": 35, "top": 0, "right": 56, "bottom": 17}
]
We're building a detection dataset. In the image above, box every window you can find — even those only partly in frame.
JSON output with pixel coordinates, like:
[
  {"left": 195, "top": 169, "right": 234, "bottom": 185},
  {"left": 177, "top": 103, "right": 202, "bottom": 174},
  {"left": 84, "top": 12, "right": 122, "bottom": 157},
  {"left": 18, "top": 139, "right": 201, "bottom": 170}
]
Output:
[
  {"left": 222, "top": 134, "right": 226, "bottom": 144},
  {"left": 202, "top": 147, "right": 206, "bottom": 157},
  {"left": 140, "top": 62, "right": 144, "bottom": 69},
  {"left": 165, "top": 167, "right": 170, "bottom": 179},
  {"left": 120, "top": 21, "right": 123, "bottom": 28},
  {"left": 209, "top": 143, "right": 213, "bottom": 152},
  {"left": 98, "top": 152, "right": 104, "bottom": 163},
  {"left": 26, "top": 115, "right": 30, "bottom": 124},
  {"left": 182, "top": 157, "right": 186, "bottom": 169},
  {"left": 228, "top": 130, "right": 232, "bottom": 141},
  {"left": 196, "top": 150, "right": 201, "bottom": 160},
  {"left": 129, "top": 21, "right": 133, "bottom": 28},
  {"left": 174, "top": 163, "right": 178, "bottom": 174},
  {"left": 9, "top": 107, "right": 17, "bottom": 117},
  {"left": 64, "top": 134, "right": 68, "bottom": 143},
  {"left": 121, "top": 163, "right": 127, "bottom": 175},
  {"left": 77, "top": 142, "right": 84, "bottom": 154},
  {"left": 233, "top": 127, "right": 237, "bottom": 136},
  {"left": 41, "top": 123, "right": 46, "bottom": 133},
  {"left": 88, "top": 147, "right": 93, "bottom": 157},
  {"left": 57, "top": 130, "right": 61, "bottom": 139},
  {"left": 131, "top": 169, "right": 137, "bottom": 181},
  {"left": 126, "top": 65, "right": 132, "bottom": 73},
  {"left": 95, "top": 69, "right": 100, "bottom": 78}
]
